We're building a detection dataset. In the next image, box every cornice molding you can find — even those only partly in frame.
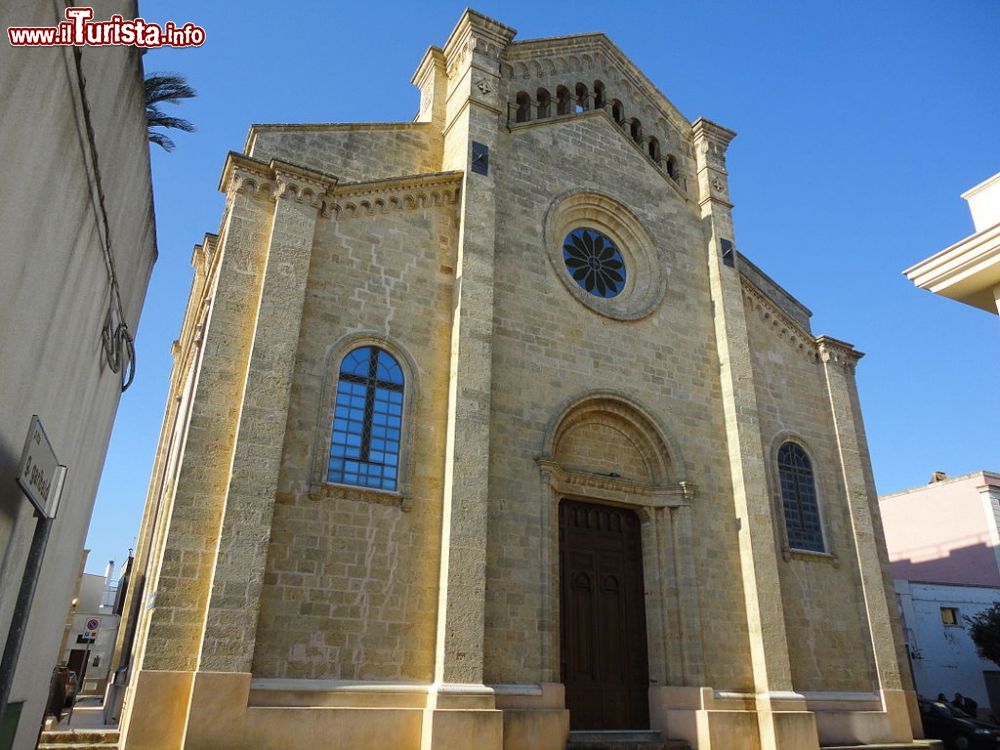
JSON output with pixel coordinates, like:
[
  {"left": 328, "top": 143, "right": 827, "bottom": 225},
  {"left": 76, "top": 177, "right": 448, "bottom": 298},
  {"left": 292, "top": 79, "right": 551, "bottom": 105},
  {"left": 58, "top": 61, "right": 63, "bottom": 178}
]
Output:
[
  {"left": 692, "top": 117, "right": 737, "bottom": 172},
  {"left": 219, "top": 152, "right": 338, "bottom": 210},
  {"left": 816, "top": 335, "right": 864, "bottom": 369},
  {"left": 535, "top": 458, "right": 694, "bottom": 508},
  {"left": 411, "top": 45, "right": 446, "bottom": 88},
  {"left": 218, "top": 153, "right": 461, "bottom": 220},
  {"left": 328, "top": 171, "right": 463, "bottom": 220},
  {"left": 741, "top": 277, "right": 821, "bottom": 363},
  {"left": 442, "top": 10, "right": 517, "bottom": 77}
]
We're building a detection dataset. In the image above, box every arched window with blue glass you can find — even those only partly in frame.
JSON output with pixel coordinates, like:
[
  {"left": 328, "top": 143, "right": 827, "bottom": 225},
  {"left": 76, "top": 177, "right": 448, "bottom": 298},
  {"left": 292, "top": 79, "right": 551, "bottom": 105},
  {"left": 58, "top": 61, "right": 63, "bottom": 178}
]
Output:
[
  {"left": 776, "top": 442, "right": 825, "bottom": 553},
  {"left": 328, "top": 346, "right": 404, "bottom": 491}
]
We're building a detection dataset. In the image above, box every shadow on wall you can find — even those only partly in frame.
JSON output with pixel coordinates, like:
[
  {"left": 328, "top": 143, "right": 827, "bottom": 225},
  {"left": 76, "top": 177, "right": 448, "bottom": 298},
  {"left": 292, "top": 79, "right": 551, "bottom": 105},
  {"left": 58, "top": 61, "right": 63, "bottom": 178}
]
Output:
[{"left": 890, "top": 541, "right": 1000, "bottom": 587}]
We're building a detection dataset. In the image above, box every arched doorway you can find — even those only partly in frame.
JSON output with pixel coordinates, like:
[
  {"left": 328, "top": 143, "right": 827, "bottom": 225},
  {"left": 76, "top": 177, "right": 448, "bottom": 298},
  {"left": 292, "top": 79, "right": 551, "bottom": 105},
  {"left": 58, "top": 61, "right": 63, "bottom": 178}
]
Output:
[
  {"left": 542, "top": 393, "right": 685, "bottom": 731},
  {"left": 560, "top": 498, "right": 649, "bottom": 729}
]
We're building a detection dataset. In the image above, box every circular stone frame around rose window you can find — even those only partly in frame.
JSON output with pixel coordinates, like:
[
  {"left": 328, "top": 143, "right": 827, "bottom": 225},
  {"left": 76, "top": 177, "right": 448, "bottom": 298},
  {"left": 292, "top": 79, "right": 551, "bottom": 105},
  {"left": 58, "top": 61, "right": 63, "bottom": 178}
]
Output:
[{"left": 544, "top": 191, "right": 665, "bottom": 320}]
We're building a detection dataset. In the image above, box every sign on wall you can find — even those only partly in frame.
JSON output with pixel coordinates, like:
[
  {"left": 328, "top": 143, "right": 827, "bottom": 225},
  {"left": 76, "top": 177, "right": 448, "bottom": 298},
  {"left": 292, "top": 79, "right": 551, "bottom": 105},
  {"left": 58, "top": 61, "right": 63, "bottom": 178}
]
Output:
[{"left": 15, "top": 416, "right": 64, "bottom": 518}]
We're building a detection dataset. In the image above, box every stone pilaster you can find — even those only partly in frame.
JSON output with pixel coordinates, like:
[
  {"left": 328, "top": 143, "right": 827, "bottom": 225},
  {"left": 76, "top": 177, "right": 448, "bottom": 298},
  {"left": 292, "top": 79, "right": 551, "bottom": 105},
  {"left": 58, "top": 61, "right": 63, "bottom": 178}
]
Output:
[
  {"left": 673, "top": 498, "right": 706, "bottom": 687},
  {"left": 693, "top": 118, "right": 816, "bottom": 750},
  {"left": 817, "top": 336, "right": 916, "bottom": 741},
  {"left": 108, "top": 235, "right": 215, "bottom": 681},
  {"left": 120, "top": 155, "right": 333, "bottom": 750},
  {"left": 412, "top": 46, "right": 447, "bottom": 127},
  {"left": 422, "top": 10, "right": 514, "bottom": 750},
  {"left": 183, "top": 159, "right": 332, "bottom": 749},
  {"left": 120, "top": 157, "right": 277, "bottom": 750}
]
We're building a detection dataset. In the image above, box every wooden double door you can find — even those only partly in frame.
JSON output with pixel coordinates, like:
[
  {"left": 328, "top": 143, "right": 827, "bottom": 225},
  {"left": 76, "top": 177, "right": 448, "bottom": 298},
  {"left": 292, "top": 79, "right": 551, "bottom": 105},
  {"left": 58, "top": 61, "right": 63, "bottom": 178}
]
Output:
[{"left": 559, "top": 499, "right": 650, "bottom": 730}]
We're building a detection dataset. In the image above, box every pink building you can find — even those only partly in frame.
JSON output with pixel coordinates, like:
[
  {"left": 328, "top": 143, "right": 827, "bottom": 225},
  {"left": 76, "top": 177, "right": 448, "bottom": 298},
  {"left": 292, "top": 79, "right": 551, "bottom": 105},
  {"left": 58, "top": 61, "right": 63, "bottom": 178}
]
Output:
[{"left": 880, "top": 471, "right": 1000, "bottom": 586}]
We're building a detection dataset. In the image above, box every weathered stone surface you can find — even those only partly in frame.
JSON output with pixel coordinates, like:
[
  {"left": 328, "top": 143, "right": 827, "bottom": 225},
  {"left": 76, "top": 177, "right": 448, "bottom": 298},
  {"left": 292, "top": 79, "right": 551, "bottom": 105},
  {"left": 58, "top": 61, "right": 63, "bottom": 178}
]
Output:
[{"left": 118, "top": 9, "right": 916, "bottom": 750}]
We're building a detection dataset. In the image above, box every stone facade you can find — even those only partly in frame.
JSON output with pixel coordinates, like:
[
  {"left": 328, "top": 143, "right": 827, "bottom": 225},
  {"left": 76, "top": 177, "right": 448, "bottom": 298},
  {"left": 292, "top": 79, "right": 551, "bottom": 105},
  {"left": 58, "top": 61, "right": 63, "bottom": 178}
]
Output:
[{"left": 116, "top": 11, "right": 920, "bottom": 750}]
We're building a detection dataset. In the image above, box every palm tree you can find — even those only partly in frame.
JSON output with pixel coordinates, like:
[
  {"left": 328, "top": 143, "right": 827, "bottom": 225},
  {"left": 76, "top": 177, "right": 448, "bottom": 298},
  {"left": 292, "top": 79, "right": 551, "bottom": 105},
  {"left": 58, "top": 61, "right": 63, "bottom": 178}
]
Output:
[{"left": 145, "top": 73, "right": 196, "bottom": 151}]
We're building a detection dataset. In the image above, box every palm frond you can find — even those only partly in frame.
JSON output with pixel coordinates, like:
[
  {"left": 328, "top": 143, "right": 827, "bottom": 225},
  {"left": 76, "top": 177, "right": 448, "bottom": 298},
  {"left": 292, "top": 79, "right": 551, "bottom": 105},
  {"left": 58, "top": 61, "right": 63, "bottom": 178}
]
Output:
[
  {"left": 147, "top": 131, "right": 176, "bottom": 152},
  {"left": 144, "top": 73, "right": 196, "bottom": 106},
  {"left": 145, "top": 72, "right": 196, "bottom": 151}
]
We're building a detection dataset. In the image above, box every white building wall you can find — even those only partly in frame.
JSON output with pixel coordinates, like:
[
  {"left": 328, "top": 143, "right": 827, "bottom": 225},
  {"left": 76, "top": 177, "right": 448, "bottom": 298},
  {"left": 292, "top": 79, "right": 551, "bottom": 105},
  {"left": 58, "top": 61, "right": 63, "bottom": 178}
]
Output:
[
  {"left": 897, "top": 580, "right": 1000, "bottom": 716},
  {"left": 0, "top": 2, "right": 156, "bottom": 748}
]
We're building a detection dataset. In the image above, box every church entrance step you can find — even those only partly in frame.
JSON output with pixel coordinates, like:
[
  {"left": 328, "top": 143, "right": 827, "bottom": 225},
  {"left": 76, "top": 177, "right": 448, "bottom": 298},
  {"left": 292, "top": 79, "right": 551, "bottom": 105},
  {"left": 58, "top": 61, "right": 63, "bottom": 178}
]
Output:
[
  {"left": 567, "top": 729, "right": 691, "bottom": 750},
  {"left": 821, "top": 742, "right": 945, "bottom": 750}
]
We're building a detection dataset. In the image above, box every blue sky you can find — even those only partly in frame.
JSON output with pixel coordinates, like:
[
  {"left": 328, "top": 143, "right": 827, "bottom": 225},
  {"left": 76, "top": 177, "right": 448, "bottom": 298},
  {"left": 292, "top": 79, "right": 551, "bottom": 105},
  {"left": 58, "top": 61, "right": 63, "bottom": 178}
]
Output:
[{"left": 84, "top": 1, "right": 1000, "bottom": 574}]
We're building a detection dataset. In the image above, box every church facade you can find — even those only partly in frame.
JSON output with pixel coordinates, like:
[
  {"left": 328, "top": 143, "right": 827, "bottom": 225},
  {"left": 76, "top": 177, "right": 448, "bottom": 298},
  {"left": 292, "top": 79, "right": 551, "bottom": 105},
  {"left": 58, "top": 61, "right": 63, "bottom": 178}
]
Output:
[{"left": 116, "top": 11, "right": 922, "bottom": 750}]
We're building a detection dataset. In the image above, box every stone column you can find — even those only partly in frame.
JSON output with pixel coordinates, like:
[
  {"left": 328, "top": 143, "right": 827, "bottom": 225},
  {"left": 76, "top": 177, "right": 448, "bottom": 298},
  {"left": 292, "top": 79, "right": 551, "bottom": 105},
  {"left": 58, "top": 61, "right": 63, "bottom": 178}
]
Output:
[
  {"left": 421, "top": 11, "right": 515, "bottom": 750},
  {"left": 817, "top": 336, "right": 916, "bottom": 742},
  {"left": 693, "top": 118, "right": 817, "bottom": 750},
  {"left": 183, "top": 160, "right": 332, "bottom": 749}
]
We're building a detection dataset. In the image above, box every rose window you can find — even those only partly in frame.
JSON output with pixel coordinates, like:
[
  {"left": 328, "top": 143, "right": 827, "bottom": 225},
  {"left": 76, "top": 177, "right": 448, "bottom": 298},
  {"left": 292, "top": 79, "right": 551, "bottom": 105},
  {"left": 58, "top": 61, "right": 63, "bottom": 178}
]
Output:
[{"left": 562, "top": 228, "right": 627, "bottom": 298}]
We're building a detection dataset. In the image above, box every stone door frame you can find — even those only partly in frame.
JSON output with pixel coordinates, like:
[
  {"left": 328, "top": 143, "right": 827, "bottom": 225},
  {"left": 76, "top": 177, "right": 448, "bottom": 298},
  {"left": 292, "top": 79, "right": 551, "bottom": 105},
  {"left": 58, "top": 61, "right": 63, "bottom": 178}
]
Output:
[{"left": 535, "top": 391, "right": 707, "bottom": 692}]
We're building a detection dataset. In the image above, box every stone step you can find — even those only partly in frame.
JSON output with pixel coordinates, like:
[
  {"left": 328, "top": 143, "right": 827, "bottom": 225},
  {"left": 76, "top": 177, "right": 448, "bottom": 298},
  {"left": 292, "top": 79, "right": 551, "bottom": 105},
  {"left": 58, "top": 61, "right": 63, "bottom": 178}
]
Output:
[
  {"left": 37, "top": 729, "right": 119, "bottom": 749},
  {"left": 567, "top": 729, "right": 691, "bottom": 750},
  {"left": 821, "top": 742, "right": 945, "bottom": 750}
]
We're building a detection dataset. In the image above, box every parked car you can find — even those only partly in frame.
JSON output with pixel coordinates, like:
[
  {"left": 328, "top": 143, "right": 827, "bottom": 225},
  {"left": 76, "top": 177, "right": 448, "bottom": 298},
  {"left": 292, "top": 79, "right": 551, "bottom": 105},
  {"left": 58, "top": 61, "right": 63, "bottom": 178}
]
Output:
[{"left": 919, "top": 698, "right": 1000, "bottom": 749}]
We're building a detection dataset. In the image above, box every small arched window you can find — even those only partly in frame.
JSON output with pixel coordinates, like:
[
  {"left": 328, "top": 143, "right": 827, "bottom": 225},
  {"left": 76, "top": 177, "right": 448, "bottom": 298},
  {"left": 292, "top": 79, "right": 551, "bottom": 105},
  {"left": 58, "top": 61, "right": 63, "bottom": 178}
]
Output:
[
  {"left": 556, "top": 86, "right": 572, "bottom": 115},
  {"left": 629, "top": 118, "right": 643, "bottom": 143},
  {"left": 592, "top": 81, "right": 606, "bottom": 109},
  {"left": 647, "top": 136, "right": 661, "bottom": 163},
  {"left": 536, "top": 88, "right": 551, "bottom": 118},
  {"left": 329, "top": 346, "right": 404, "bottom": 491},
  {"left": 665, "top": 154, "right": 677, "bottom": 180},
  {"left": 515, "top": 91, "right": 531, "bottom": 123},
  {"left": 611, "top": 100, "right": 624, "bottom": 125},
  {"left": 574, "top": 82, "right": 589, "bottom": 112},
  {"left": 777, "top": 442, "right": 824, "bottom": 552}
]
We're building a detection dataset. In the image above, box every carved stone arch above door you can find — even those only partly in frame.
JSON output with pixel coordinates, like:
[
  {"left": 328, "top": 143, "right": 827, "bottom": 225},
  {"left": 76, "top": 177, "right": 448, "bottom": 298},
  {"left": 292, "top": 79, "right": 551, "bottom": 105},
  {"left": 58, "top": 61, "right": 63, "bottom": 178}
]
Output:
[
  {"left": 543, "top": 390, "right": 686, "bottom": 488},
  {"left": 535, "top": 390, "right": 705, "bottom": 706}
]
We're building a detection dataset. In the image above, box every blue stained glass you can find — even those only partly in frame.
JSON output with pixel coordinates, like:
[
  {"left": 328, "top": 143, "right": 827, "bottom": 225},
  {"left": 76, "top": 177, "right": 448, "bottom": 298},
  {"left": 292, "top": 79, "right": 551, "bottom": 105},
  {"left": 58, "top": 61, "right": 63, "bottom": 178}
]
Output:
[
  {"left": 341, "top": 351, "right": 368, "bottom": 376},
  {"left": 562, "top": 228, "right": 626, "bottom": 298},
  {"left": 327, "top": 345, "right": 404, "bottom": 491},
  {"left": 376, "top": 350, "right": 403, "bottom": 384}
]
